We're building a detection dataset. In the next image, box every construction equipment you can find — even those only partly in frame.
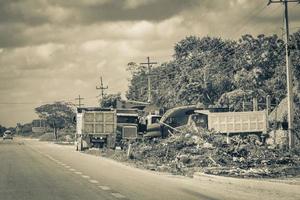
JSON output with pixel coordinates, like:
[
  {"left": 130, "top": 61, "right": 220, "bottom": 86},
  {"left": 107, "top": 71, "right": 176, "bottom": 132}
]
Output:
[
  {"left": 116, "top": 109, "right": 139, "bottom": 141},
  {"left": 144, "top": 105, "right": 268, "bottom": 138},
  {"left": 194, "top": 110, "right": 268, "bottom": 134},
  {"left": 75, "top": 107, "right": 117, "bottom": 151}
]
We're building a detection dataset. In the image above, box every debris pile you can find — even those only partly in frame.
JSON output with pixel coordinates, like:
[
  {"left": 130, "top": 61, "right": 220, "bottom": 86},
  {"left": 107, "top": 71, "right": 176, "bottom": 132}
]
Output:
[
  {"left": 84, "top": 125, "right": 300, "bottom": 178},
  {"left": 108, "top": 126, "right": 300, "bottom": 178}
]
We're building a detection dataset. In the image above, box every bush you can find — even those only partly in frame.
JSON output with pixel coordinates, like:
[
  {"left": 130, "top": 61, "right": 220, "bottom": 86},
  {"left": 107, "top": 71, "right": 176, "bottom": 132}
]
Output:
[{"left": 39, "top": 132, "right": 56, "bottom": 141}]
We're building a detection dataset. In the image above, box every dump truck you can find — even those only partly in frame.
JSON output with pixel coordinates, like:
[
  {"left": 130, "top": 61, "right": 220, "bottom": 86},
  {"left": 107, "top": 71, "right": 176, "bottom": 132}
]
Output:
[
  {"left": 193, "top": 110, "right": 268, "bottom": 134},
  {"left": 75, "top": 107, "right": 117, "bottom": 151},
  {"left": 116, "top": 109, "right": 139, "bottom": 142},
  {"left": 145, "top": 114, "right": 162, "bottom": 126},
  {"left": 144, "top": 105, "right": 268, "bottom": 138}
]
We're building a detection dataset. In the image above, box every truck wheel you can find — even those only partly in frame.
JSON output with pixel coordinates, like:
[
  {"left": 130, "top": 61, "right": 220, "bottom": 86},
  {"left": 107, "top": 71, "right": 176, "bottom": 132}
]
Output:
[
  {"left": 78, "top": 139, "right": 83, "bottom": 151},
  {"left": 75, "top": 141, "right": 78, "bottom": 151},
  {"left": 107, "top": 135, "right": 115, "bottom": 149}
]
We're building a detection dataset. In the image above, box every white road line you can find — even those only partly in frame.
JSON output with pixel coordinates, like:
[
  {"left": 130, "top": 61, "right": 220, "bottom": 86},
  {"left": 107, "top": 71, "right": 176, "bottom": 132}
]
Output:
[
  {"left": 69, "top": 168, "right": 76, "bottom": 171},
  {"left": 74, "top": 171, "right": 82, "bottom": 175},
  {"left": 98, "top": 186, "right": 111, "bottom": 191},
  {"left": 111, "top": 193, "right": 126, "bottom": 199},
  {"left": 65, "top": 165, "right": 71, "bottom": 168},
  {"left": 89, "top": 180, "right": 99, "bottom": 184},
  {"left": 81, "top": 175, "right": 90, "bottom": 179}
]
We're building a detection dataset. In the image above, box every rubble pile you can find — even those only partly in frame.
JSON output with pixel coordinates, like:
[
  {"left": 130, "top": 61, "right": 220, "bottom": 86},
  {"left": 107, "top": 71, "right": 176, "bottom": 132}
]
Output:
[{"left": 115, "top": 127, "right": 300, "bottom": 178}]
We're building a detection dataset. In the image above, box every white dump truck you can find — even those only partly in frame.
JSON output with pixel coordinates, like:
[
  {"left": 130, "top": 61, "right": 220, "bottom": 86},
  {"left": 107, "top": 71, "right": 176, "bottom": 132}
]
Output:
[
  {"left": 193, "top": 110, "right": 268, "bottom": 134},
  {"left": 75, "top": 107, "right": 117, "bottom": 151}
]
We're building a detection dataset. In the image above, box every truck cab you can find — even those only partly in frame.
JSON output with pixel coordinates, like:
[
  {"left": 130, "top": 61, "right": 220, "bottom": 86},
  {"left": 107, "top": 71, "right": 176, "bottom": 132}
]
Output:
[
  {"left": 145, "top": 114, "right": 162, "bottom": 126},
  {"left": 116, "top": 109, "right": 139, "bottom": 141}
]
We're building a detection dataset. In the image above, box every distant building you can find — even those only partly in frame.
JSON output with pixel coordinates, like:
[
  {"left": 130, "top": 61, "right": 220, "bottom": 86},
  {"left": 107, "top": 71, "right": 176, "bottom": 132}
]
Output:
[{"left": 32, "top": 119, "right": 47, "bottom": 133}]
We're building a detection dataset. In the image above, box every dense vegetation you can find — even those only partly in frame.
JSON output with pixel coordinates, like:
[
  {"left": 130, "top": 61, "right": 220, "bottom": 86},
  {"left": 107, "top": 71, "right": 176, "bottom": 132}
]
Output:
[
  {"left": 126, "top": 32, "right": 300, "bottom": 112},
  {"left": 35, "top": 102, "right": 75, "bottom": 140},
  {"left": 0, "top": 125, "right": 7, "bottom": 137}
]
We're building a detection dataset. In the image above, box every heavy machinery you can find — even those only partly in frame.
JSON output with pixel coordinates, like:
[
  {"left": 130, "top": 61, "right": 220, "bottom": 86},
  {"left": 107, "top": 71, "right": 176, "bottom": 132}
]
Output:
[
  {"left": 75, "top": 107, "right": 141, "bottom": 150},
  {"left": 142, "top": 114, "right": 162, "bottom": 137},
  {"left": 144, "top": 105, "right": 198, "bottom": 138},
  {"left": 75, "top": 107, "right": 117, "bottom": 151},
  {"left": 192, "top": 110, "right": 268, "bottom": 134},
  {"left": 145, "top": 114, "right": 162, "bottom": 126},
  {"left": 116, "top": 109, "right": 139, "bottom": 142},
  {"left": 143, "top": 105, "right": 268, "bottom": 138}
]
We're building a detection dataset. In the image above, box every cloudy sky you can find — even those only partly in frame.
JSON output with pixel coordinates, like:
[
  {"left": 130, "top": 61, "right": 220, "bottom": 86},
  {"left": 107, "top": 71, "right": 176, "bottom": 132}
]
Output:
[{"left": 0, "top": 0, "right": 299, "bottom": 127}]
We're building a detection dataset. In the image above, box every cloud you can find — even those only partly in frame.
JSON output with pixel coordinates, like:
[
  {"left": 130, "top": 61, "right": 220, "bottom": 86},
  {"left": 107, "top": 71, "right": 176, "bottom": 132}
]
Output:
[{"left": 0, "top": 0, "right": 300, "bottom": 126}]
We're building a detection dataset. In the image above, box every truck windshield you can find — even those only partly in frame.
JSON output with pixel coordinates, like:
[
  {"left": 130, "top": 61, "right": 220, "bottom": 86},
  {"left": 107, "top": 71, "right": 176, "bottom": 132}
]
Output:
[{"left": 117, "top": 116, "right": 138, "bottom": 124}]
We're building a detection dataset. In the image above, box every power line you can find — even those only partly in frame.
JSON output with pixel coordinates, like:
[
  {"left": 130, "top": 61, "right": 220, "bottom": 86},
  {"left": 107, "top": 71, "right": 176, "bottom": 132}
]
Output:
[
  {"left": 96, "top": 76, "right": 108, "bottom": 100},
  {"left": 0, "top": 96, "right": 99, "bottom": 105},
  {"left": 140, "top": 57, "right": 158, "bottom": 103},
  {"left": 268, "top": 0, "right": 300, "bottom": 149},
  {"left": 75, "top": 95, "right": 84, "bottom": 108},
  {"left": 230, "top": 4, "right": 269, "bottom": 37}
]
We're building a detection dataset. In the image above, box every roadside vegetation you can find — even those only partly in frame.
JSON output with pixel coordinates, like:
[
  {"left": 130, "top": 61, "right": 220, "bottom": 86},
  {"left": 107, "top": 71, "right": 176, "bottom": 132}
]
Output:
[{"left": 127, "top": 31, "right": 300, "bottom": 134}]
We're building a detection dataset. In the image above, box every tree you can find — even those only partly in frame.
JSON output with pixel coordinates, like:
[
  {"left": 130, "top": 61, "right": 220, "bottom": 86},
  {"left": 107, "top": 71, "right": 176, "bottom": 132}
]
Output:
[
  {"left": 100, "top": 93, "right": 122, "bottom": 108},
  {"left": 16, "top": 123, "right": 32, "bottom": 136},
  {"left": 126, "top": 31, "right": 300, "bottom": 115},
  {"left": 126, "top": 62, "right": 148, "bottom": 102},
  {"left": 35, "top": 102, "right": 75, "bottom": 140},
  {"left": 0, "top": 125, "right": 7, "bottom": 137}
]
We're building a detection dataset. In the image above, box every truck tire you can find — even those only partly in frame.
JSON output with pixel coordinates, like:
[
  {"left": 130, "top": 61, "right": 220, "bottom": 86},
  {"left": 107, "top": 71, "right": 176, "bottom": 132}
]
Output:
[
  {"left": 75, "top": 141, "right": 79, "bottom": 151},
  {"left": 78, "top": 138, "right": 83, "bottom": 151},
  {"left": 107, "top": 135, "right": 115, "bottom": 149}
]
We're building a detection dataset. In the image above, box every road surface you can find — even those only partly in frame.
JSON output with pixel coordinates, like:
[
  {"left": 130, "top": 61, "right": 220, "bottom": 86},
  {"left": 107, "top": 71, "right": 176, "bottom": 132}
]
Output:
[{"left": 0, "top": 137, "right": 299, "bottom": 200}]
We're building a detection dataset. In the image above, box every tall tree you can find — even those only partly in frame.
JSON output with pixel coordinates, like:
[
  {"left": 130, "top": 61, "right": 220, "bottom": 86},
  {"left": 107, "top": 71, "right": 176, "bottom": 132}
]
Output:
[
  {"left": 35, "top": 102, "right": 75, "bottom": 140},
  {"left": 126, "top": 32, "right": 300, "bottom": 113},
  {"left": 100, "top": 93, "right": 122, "bottom": 108}
]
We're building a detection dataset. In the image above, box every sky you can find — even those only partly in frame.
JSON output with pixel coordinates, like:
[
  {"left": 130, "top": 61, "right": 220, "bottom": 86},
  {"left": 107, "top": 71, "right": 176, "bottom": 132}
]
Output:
[{"left": 0, "top": 0, "right": 300, "bottom": 127}]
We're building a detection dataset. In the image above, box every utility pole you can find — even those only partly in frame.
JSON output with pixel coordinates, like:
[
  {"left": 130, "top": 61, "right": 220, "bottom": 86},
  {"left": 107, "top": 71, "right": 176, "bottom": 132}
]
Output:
[
  {"left": 96, "top": 76, "right": 108, "bottom": 100},
  {"left": 140, "top": 57, "right": 157, "bottom": 103},
  {"left": 75, "top": 95, "right": 84, "bottom": 107},
  {"left": 268, "top": 0, "right": 299, "bottom": 149}
]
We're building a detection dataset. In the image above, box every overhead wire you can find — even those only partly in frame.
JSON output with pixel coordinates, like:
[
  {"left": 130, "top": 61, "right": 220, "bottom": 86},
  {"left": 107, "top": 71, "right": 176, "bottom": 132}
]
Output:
[
  {"left": 134, "top": 3, "right": 292, "bottom": 95},
  {"left": 0, "top": 96, "right": 99, "bottom": 105}
]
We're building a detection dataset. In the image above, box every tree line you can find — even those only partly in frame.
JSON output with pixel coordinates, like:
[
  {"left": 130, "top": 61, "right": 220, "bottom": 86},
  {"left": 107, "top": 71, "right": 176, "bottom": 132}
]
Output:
[{"left": 126, "top": 32, "right": 299, "bottom": 109}]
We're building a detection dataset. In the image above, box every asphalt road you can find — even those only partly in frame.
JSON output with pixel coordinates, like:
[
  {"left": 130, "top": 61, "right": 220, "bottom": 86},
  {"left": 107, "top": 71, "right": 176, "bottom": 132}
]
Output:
[{"left": 0, "top": 137, "right": 300, "bottom": 200}]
